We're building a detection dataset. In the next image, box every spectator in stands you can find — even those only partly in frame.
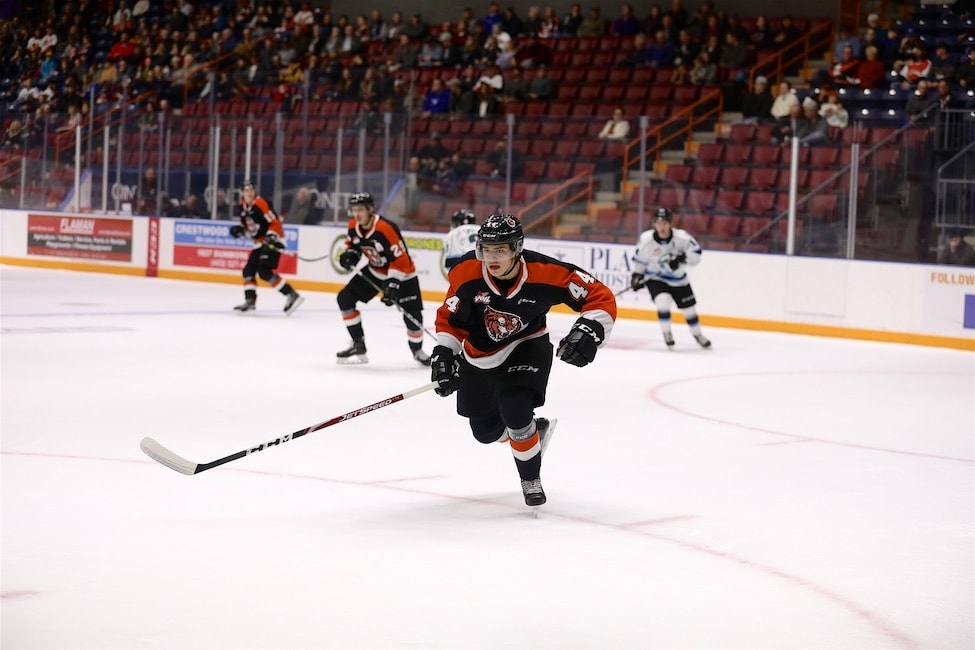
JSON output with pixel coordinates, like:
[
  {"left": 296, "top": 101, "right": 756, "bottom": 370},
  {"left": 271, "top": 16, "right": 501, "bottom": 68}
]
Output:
[
  {"left": 473, "top": 81, "right": 502, "bottom": 117},
  {"left": 643, "top": 4, "right": 664, "bottom": 35},
  {"left": 646, "top": 30, "right": 675, "bottom": 68},
  {"left": 577, "top": 6, "right": 606, "bottom": 37},
  {"left": 421, "top": 78, "right": 451, "bottom": 118},
  {"left": 798, "top": 97, "right": 830, "bottom": 146},
  {"left": 403, "top": 13, "right": 429, "bottom": 40},
  {"left": 561, "top": 3, "right": 584, "bottom": 35},
  {"left": 770, "top": 102, "right": 804, "bottom": 145},
  {"left": 818, "top": 91, "right": 849, "bottom": 128},
  {"left": 524, "top": 6, "right": 544, "bottom": 36},
  {"left": 719, "top": 31, "right": 749, "bottom": 71},
  {"left": 386, "top": 11, "right": 406, "bottom": 41},
  {"left": 419, "top": 133, "right": 451, "bottom": 174},
  {"left": 621, "top": 32, "right": 650, "bottom": 66},
  {"left": 832, "top": 25, "right": 862, "bottom": 61},
  {"left": 138, "top": 167, "right": 158, "bottom": 216},
  {"left": 937, "top": 228, "right": 975, "bottom": 266},
  {"left": 500, "top": 67, "right": 527, "bottom": 101},
  {"left": 899, "top": 43, "right": 932, "bottom": 89},
  {"left": 814, "top": 44, "right": 860, "bottom": 89},
  {"left": 748, "top": 15, "right": 773, "bottom": 50},
  {"left": 182, "top": 194, "right": 208, "bottom": 219},
  {"left": 539, "top": 7, "right": 561, "bottom": 38},
  {"left": 502, "top": 6, "right": 525, "bottom": 37},
  {"left": 688, "top": 51, "right": 718, "bottom": 86},
  {"left": 391, "top": 33, "right": 419, "bottom": 70},
  {"left": 496, "top": 39, "right": 518, "bottom": 69},
  {"left": 771, "top": 15, "right": 801, "bottom": 66},
  {"left": 672, "top": 30, "right": 699, "bottom": 69},
  {"left": 958, "top": 47, "right": 975, "bottom": 88},
  {"left": 611, "top": 4, "right": 640, "bottom": 37},
  {"left": 740, "top": 75, "right": 774, "bottom": 123},
  {"left": 473, "top": 63, "right": 504, "bottom": 95},
  {"left": 487, "top": 139, "right": 523, "bottom": 177},
  {"left": 855, "top": 45, "right": 887, "bottom": 89},
  {"left": 419, "top": 34, "right": 446, "bottom": 67},
  {"left": 930, "top": 43, "right": 958, "bottom": 82},
  {"left": 484, "top": 3, "right": 504, "bottom": 34},
  {"left": 1, "top": 119, "right": 27, "bottom": 149},
  {"left": 514, "top": 34, "right": 551, "bottom": 68},
  {"left": 288, "top": 187, "right": 323, "bottom": 225},
  {"left": 770, "top": 80, "right": 799, "bottom": 120},
  {"left": 598, "top": 107, "right": 630, "bottom": 140},
  {"left": 526, "top": 65, "right": 556, "bottom": 100},
  {"left": 905, "top": 78, "right": 934, "bottom": 122}
]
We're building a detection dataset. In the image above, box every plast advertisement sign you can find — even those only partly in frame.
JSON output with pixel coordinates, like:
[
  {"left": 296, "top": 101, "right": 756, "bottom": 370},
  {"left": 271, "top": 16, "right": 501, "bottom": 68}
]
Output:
[
  {"left": 172, "top": 221, "right": 299, "bottom": 273},
  {"left": 27, "top": 215, "right": 133, "bottom": 261}
]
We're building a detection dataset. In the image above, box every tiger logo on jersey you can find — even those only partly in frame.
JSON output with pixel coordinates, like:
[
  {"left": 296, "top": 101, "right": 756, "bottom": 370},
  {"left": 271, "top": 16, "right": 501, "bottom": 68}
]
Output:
[{"left": 483, "top": 306, "right": 524, "bottom": 342}]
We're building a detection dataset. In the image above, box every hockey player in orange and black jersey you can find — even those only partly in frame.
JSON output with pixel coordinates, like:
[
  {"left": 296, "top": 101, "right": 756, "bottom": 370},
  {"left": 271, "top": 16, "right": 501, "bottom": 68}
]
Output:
[
  {"left": 335, "top": 191, "right": 431, "bottom": 366},
  {"left": 431, "top": 213, "right": 617, "bottom": 507},
  {"left": 231, "top": 180, "right": 304, "bottom": 315}
]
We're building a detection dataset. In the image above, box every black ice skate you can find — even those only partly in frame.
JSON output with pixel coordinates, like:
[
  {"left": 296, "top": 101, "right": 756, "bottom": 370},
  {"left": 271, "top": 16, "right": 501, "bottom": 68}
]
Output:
[
  {"left": 336, "top": 339, "right": 368, "bottom": 364},
  {"left": 663, "top": 332, "right": 675, "bottom": 348},
  {"left": 694, "top": 334, "right": 712, "bottom": 349},
  {"left": 283, "top": 293, "right": 304, "bottom": 316},
  {"left": 521, "top": 478, "right": 546, "bottom": 507},
  {"left": 412, "top": 348, "right": 431, "bottom": 366},
  {"left": 537, "top": 417, "right": 558, "bottom": 457},
  {"left": 233, "top": 298, "right": 256, "bottom": 312}
]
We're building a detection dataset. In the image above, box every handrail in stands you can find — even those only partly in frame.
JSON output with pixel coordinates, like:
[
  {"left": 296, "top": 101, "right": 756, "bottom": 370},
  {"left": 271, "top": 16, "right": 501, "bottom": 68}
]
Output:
[
  {"left": 747, "top": 18, "right": 834, "bottom": 91},
  {"left": 620, "top": 88, "right": 724, "bottom": 188},
  {"left": 518, "top": 170, "right": 595, "bottom": 237}
]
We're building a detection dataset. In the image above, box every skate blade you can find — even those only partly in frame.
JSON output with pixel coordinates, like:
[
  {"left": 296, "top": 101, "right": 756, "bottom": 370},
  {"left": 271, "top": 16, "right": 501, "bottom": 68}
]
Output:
[
  {"left": 532, "top": 507, "right": 540, "bottom": 519},
  {"left": 540, "top": 418, "right": 557, "bottom": 457},
  {"left": 284, "top": 295, "right": 305, "bottom": 316},
  {"left": 336, "top": 354, "right": 369, "bottom": 365}
]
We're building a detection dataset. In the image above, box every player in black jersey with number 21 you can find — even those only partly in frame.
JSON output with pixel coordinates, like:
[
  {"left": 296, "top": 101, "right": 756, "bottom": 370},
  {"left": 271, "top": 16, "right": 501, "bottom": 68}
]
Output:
[{"left": 431, "top": 214, "right": 617, "bottom": 508}]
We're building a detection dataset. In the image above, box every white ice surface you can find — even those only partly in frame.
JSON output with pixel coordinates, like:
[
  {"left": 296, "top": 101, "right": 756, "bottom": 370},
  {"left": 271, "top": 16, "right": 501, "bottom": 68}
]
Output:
[{"left": 1, "top": 266, "right": 973, "bottom": 649}]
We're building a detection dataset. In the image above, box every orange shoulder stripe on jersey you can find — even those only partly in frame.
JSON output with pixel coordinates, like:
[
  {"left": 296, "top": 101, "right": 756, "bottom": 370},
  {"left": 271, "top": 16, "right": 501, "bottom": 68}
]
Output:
[
  {"left": 526, "top": 260, "right": 618, "bottom": 319},
  {"left": 448, "top": 257, "right": 483, "bottom": 285}
]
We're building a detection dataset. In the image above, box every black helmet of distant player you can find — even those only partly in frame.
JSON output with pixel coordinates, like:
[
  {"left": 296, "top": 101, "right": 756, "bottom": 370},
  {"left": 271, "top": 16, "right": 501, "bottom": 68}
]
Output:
[
  {"left": 348, "top": 191, "right": 376, "bottom": 226},
  {"left": 653, "top": 207, "right": 672, "bottom": 222},
  {"left": 451, "top": 209, "right": 476, "bottom": 228},
  {"left": 476, "top": 213, "right": 524, "bottom": 260},
  {"left": 348, "top": 191, "right": 375, "bottom": 210}
]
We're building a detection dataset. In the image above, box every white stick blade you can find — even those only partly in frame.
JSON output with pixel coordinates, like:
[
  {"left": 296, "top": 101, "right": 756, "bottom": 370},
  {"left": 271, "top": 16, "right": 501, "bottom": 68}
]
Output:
[{"left": 140, "top": 437, "right": 198, "bottom": 475}]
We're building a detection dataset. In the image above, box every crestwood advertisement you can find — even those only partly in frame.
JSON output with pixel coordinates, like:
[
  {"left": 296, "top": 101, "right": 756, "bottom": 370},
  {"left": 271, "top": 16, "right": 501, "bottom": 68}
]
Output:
[{"left": 27, "top": 215, "right": 133, "bottom": 261}]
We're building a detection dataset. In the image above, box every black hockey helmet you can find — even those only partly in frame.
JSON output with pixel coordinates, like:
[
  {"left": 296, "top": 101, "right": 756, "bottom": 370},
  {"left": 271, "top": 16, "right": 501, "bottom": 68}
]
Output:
[
  {"left": 451, "top": 209, "right": 476, "bottom": 227},
  {"left": 477, "top": 213, "right": 524, "bottom": 258},
  {"left": 241, "top": 178, "right": 256, "bottom": 191},
  {"left": 349, "top": 191, "right": 375, "bottom": 209},
  {"left": 654, "top": 207, "right": 673, "bottom": 222}
]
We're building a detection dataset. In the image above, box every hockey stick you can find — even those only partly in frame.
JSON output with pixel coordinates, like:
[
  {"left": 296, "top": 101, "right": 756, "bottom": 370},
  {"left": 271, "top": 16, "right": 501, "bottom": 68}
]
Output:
[
  {"left": 355, "top": 270, "right": 438, "bottom": 342},
  {"left": 140, "top": 381, "right": 438, "bottom": 475},
  {"left": 615, "top": 281, "right": 646, "bottom": 297},
  {"left": 295, "top": 252, "right": 332, "bottom": 262}
]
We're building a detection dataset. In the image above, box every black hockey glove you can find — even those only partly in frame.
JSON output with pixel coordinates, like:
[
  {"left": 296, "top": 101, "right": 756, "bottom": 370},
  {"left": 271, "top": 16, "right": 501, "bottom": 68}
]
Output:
[
  {"left": 381, "top": 278, "right": 401, "bottom": 306},
  {"left": 668, "top": 252, "right": 687, "bottom": 271},
  {"left": 557, "top": 318, "right": 603, "bottom": 367},
  {"left": 262, "top": 232, "right": 284, "bottom": 251},
  {"left": 430, "top": 345, "right": 460, "bottom": 397},
  {"left": 338, "top": 249, "right": 361, "bottom": 271},
  {"left": 229, "top": 224, "right": 245, "bottom": 238},
  {"left": 630, "top": 273, "right": 645, "bottom": 290}
]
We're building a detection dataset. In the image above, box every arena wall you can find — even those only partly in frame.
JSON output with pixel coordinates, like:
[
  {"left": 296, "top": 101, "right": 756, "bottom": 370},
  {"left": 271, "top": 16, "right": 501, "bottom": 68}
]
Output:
[{"left": 1, "top": 210, "right": 972, "bottom": 350}]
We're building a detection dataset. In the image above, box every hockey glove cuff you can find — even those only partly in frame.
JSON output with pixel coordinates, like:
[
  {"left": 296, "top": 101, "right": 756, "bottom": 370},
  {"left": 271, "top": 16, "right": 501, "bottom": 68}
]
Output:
[
  {"left": 338, "top": 249, "right": 361, "bottom": 271},
  {"left": 630, "top": 273, "right": 645, "bottom": 290},
  {"left": 430, "top": 345, "right": 460, "bottom": 397},
  {"left": 557, "top": 318, "right": 603, "bottom": 367}
]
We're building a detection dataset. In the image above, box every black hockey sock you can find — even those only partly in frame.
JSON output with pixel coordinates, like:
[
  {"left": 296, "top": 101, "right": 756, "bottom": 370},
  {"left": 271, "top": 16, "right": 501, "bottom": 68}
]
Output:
[
  {"left": 280, "top": 284, "right": 295, "bottom": 295},
  {"left": 244, "top": 289, "right": 257, "bottom": 301},
  {"left": 513, "top": 455, "right": 541, "bottom": 482},
  {"left": 347, "top": 324, "right": 365, "bottom": 341}
]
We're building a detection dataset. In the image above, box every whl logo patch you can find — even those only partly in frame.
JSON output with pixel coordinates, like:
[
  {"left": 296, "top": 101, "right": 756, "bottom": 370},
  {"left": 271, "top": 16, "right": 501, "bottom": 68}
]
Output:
[{"left": 483, "top": 306, "right": 524, "bottom": 342}]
